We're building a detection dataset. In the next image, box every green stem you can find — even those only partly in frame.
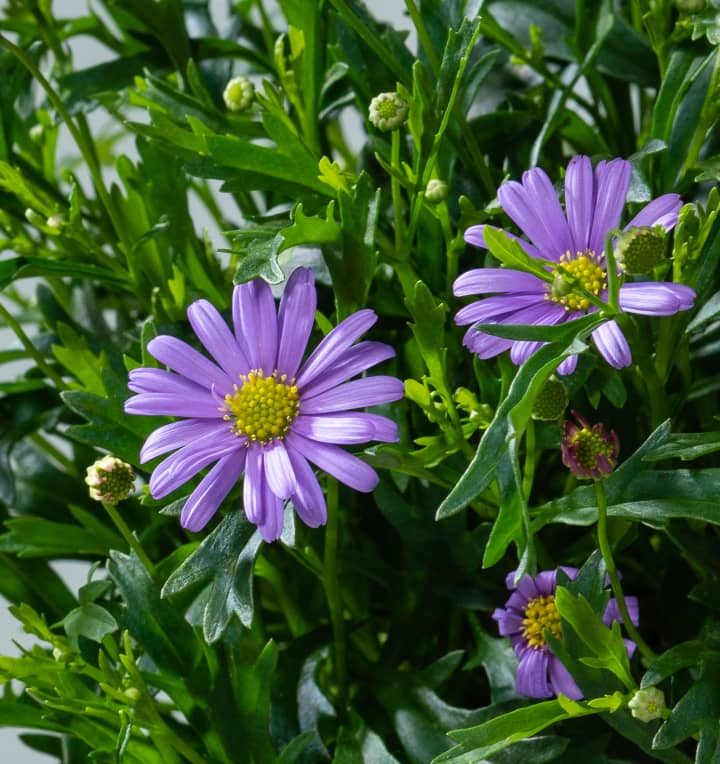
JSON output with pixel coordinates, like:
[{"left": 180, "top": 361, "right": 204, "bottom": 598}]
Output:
[
  {"left": 594, "top": 481, "right": 656, "bottom": 663},
  {"left": 404, "top": 0, "right": 441, "bottom": 76},
  {"left": 390, "top": 129, "right": 405, "bottom": 257},
  {"left": 102, "top": 502, "right": 158, "bottom": 581},
  {"left": 0, "top": 301, "right": 67, "bottom": 390},
  {"left": 522, "top": 419, "right": 537, "bottom": 500},
  {"left": 322, "top": 477, "right": 348, "bottom": 702}
]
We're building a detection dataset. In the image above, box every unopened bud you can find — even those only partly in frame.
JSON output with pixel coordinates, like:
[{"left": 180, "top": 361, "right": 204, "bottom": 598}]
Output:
[
  {"left": 123, "top": 687, "right": 142, "bottom": 704},
  {"left": 368, "top": 92, "right": 408, "bottom": 132},
  {"left": 425, "top": 179, "right": 449, "bottom": 204},
  {"left": 25, "top": 208, "right": 45, "bottom": 227},
  {"left": 531, "top": 376, "right": 569, "bottom": 421},
  {"left": 561, "top": 411, "right": 619, "bottom": 480},
  {"left": 223, "top": 76, "right": 255, "bottom": 112},
  {"left": 85, "top": 456, "right": 135, "bottom": 504},
  {"left": 628, "top": 687, "right": 666, "bottom": 722},
  {"left": 617, "top": 226, "right": 666, "bottom": 274},
  {"left": 46, "top": 214, "right": 65, "bottom": 231},
  {"left": 30, "top": 124, "right": 44, "bottom": 143}
]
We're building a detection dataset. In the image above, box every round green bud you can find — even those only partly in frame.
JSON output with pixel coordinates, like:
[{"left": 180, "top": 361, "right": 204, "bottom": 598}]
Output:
[
  {"left": 29, "top": 124, "right": 44, "bottom": 143},
  {"left": 368, "top": 92, "right": 409, "bottom": 132},
  {"left": 531, "top": 376, "right": 569, "bottom": 421},
  {"left": 46, "top": 213, "right": 65, "bottom": 231},
  {"left": 223, "top": 76, "right": 255, "bottom": 112},
  {"left": 123, "top": 687, "right": 142, "bottom": 704},
  {"left": 425, "top": 179, "right": 449, "bottom": 204},
  {"left": 617, "top": 226, "right": 666, "bottom": 274},
  {"left": 628, "top": 687, "right": 666, "bottom": 722},
  {"left": 85, "top": 456, "right": 135, "bottom": 504}
]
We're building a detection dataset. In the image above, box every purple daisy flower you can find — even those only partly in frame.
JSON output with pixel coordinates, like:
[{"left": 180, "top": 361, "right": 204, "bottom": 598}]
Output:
[
  {"left": 456, "top": 155, "right": 696, "bottom": 374},
  {"left": 125, "top": 267, "right": 404, "bottom": 542},
  {"left": 493, "top": 567, "right": 639, "bottom": 699}
]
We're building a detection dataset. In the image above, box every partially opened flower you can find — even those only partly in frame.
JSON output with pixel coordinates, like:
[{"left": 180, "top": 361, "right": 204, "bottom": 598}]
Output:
[
  {"left": 456, "top": 155, "right": 695, "bottom": 374},
  {"left": 125, "top": 268, "right": 404, "bottom": 542},
  {"left": 493, "top": 567, "right": 639, "bottom": 699},
  {"left": 561, "top": 411, "right": 620, "bottom": 479}
]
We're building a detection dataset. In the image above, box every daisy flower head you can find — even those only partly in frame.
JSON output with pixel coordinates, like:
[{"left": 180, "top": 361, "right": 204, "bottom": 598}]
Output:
[
  {"left": 561, "top": 411, "right": 620, "bottom": 480},
  {"left": 125, "top": 268, "right": 404, "bottom": 542},
  {"left": 455, "top": 155, "right": 696, "bottom": 374},
  {"left": 493, "top": 567, "right": 639, "bottom": 699}
]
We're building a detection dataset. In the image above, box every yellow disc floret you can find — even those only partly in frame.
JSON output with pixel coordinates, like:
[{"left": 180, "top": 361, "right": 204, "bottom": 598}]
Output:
[
  {"left": 548, "top": 251, "right": 606, "bottom": 312},
  {"left": 224, "top": 370, "right": 299, "bottom": 443},
  {"left": 522, "top": 594, "right": 562, "bottom": 649}
]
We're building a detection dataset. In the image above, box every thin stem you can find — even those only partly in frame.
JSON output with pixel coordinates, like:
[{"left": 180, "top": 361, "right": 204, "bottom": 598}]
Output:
[
  {"left": 102, "top": 502, "right": 158, "bottom": 581},
  {"left": 322, "top": 477, "right": 348, "bottom": 702},
  {"left": 522, "top": 419, "right": 537, "bottom": 500},
  {"left": 390, "top": 129, "right": 405, "bottom": 257},
  {"left": 405, "top": 0, "right": 440, "bottom": 76},
  {"left": 0, "top": 301, "right": 67, "bottom": 390},
  {"left": 594, "top": 481, "right": 656, "bottom": 663}
]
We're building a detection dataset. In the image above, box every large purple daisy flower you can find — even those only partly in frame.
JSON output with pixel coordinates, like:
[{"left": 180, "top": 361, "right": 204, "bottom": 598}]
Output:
[
  {"left": 456, "top": 155, "right": 695, "bottom": 374},
  {"left": 493, "top": 567, "right": 639, "bottom": 699},
  {"left": 125, "top": 267, "right": 404, "bottom": 542}
]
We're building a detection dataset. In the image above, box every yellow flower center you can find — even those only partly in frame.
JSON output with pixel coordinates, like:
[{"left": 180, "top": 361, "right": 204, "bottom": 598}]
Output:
[
  {"left": 522, "top": 594, "right": 562, "bottom": 649},
  {"left": 224, "top": 370, "right": 299, "bottom": 443},
  {"left": 570, "top": 428, "right": 616, "bottom": 470},
  {"left": 548, "top": 251, "right": 606, "bottom": 312}
]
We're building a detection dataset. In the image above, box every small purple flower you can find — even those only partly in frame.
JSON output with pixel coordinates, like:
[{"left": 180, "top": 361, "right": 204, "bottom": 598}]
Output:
[
  {"left": 493, "top": 567, "right": 639, "bottom": 699},
  {"left": 456, "top": 155, "right": 695, "bottom": 374},
  {"left": 561, "top": 411, "right": 620, "bottom": 480},
  {"left": 125, "top": 268, "right": 404, "bottom": 542}
]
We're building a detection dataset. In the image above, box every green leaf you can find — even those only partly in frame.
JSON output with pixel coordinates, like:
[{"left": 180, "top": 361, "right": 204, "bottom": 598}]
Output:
[
  {"left": 641, "top": 641, "right": 706, "bottom": 688},
  {"left": 0, "top": 515, "right": 124, "bottom": 558},
  {"left": 161, "top": 511, "right": 263, "bottom": 643},
  {"left": 641, "top": 432, "right": 720, "bottom": 462},
  {"left": 59, "top": 603, "right": 118, "bottom": 649},
  {"left": 437, "top": 319, "right": 602, "bottom": 519},
  {"left": 654, "top": 672, "right": 720, "bottom": 749},
  {"left": 51, "top": 323, "right": 108, "bottom": 395},
  {"left": 476, "top": 313, "right": 606, "bottom": 342},
  {"left": 482, "top": 227, "right": 553, "bottom": 280},
  {"left": 554, "top": 587, "right": 635, "bottom": 690}
]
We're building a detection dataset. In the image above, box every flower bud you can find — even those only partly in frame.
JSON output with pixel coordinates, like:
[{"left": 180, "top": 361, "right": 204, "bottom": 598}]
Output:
[
  {"left": 628, "top": 687, "right": 666, "bottom": 722},
  {"left": 617, "top": 226, "right": 666, "bottom": 274},
  {"left": 561, "top": 411, "right": 619, "bottom": 480},
  {"left": 24, "top": 208, "right": 45, "bottom": 227},
  {"left": 29, "top": 124, "right": 44, "bottom": 143},
  {"left": 85, "top": 456, "right": 135, "bottom": 504},
  {"left": 46, "top": 213, "right": 65, "bottom": 231},
  {"left": 531, "top": 376, "right": 569, "bottom": 421},
  {"left": 424, "top": 179, "right": 449, "bottom": 204},
  {"left": 223, "top": 76, "right": 255, "bottom": 112},
  {"left": 368, "top": 91, "right": 409, "bottom": 132}
]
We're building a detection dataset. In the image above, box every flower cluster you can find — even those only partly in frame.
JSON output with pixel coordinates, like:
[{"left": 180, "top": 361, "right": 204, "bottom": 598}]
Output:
[
  {"left": 493, "top": 567, "right": 639, "bottom": 699},
  {"left": 125, "top": 268, "right": 404, "bottom": 542},
  {"left": 455, "top": 155, "right": 695, "bottom": 374}
]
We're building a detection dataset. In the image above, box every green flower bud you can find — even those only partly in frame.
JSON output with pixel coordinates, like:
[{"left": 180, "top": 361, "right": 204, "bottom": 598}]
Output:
[
  {"left": 123, "top": 687, "right": 142, "bottom": 705},
  {"left": 46, "top": 213, "right": 65, "bottom": 231},
  {"left": 85, "top": 456, "right": 135, "bottom": 504},
  {"left": 368, "top": 91, "right": 409, "bottom": 132},
  {"left": 628, "top": 687, "right": 666, "bottom": 722},
  {"left": 617, "top": 226, "right": 666, "bottom": 274},
  {"left": 24, "top": 208, "right": 45, "bottom": 227},
  {"left": 223, "top": 76, "right": 255, "bottom": 112},
  {"left": 531, "top": 376, "right": 569, "bottom": 421},
  {"left": 29, "top": 124, "right": 44, "bottom": 143},
  {"left": 425, "top": 179, "right": 449, "bottom": 204}
]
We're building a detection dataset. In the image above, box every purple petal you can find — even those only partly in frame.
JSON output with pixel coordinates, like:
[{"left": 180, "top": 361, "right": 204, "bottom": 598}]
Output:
[
  {"left": 147, "top": 335, "right": 232, "bottom": 393},
  {"left": 124, "top": 393, "right": 222, "bottom": 419},
  {"left": 619, "top": 282, "right": 695, "bottom": 315},
  {"left": 298, "top": 341, "right": 395, "bottom": 399},
  {"left": 292, "top": 414, "right": 377, "bottom": 444},
  {"left": 549, "top": 657, "right": 583, "bottom": 700},
  {"left": 287, "top": 449, "right": 327, "bottom": 528},
  {"left": 498, "top": 169, "right": 573, "bottom": 259},
  {"left": 455, "top": 294, "right": 548, "bottom": 326},
  {"left": 510, "top": 339, "right": 544, "bottom": 366},
  {"left": 150, "top": 431, "right": 242, "bottom": 498},
  {"left": 556, "top": 354, "right": 578, "bottom": 375},
  {"left": 603, "top": 596, "right": 640, "bottom": 627},
  {"left": 187, "top": 299, "right": 249, "bottom": 381},
  {"left": 588, "top": 159, "right": 631, "bottom": 254},
  {"left": 235, "top": 278, "right": 279, "bottom": 374},
  {"left": 128, "top": 368, "right": 211, "bottom": 396},
  {"left": 263, "top": 440, "right": 296, "bottom": 500},
  {"left": 180, "top": 450, "right": 246, "bottom": 532},
  {"left": 300, "top": 376, "right": 404, "bottom": 415},
  {"left": 140, "top": 420, "right": 232, "bottom": 463},
  {"left": 625, "top": 193, "right": 682, "bottom": 232},
  {"left": 516, "top": 574, "right": 541, "bottom": 599},
  {"left": 286, "top": 431, "right": 379, "bottom": 492},
  {"left": 257, "top": 483, "right": 285, "bottom": 542},
  {"left": 276, "top": 267, "right": 316, "bottom": 379},
  {"left": 463, "top": 329, "right": 514, "bottom": 359},
  {"left": 565, "top": 155, "right": 594, "bottom": 253},
  {"left": 463, "top": 226, "right": 545, "bottom": 261},
  {"left": 361, "top": 412, "right": 399, "bottom": 443},
  {"left": 516, "top": 649, "right": 553, "bottom": 698},
  {"left": 592, "top": 320, "right": 632, "bottom": 368},
  {"left": 243, "top": 446, "right": 265, "bottom": 525},
  {"left": 493, "top": 609, "right": 524, "bottom": 636},
  {"left": 453, "top": 268, "right": 546, "bottom": 298},
  {"left": 296, "top": 309, "right": 377, "bottom": 389},
  {"left": 533, "top": 570, "right": 560, "bottom": 596}
]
